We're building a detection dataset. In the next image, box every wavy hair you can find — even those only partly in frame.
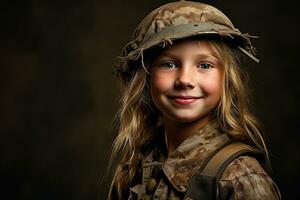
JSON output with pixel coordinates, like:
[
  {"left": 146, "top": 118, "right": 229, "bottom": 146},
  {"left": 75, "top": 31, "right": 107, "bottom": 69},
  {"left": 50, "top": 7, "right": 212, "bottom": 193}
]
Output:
[{"left": 108, "top": 40, "right": 269, "bottom": 199}]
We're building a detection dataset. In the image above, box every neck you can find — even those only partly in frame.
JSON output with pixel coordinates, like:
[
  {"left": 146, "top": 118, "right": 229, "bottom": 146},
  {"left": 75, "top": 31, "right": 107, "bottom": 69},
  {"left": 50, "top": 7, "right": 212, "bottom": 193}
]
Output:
[{"left": 164, "top": 115, "right": 210, "bottom": 156}]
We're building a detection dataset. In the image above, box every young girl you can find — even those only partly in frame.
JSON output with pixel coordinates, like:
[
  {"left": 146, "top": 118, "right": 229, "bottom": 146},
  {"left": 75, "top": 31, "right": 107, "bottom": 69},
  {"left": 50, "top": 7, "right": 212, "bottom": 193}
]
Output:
[{"left": 109, "top": 1, "right": 281, "bottom": 199}]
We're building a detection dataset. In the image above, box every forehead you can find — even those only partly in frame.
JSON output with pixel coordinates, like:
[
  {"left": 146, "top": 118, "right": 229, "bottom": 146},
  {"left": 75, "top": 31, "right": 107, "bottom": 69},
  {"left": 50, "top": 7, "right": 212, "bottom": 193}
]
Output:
[
  {"left": 154, "top": 39, "right": 222, "bottom": 61},
  {"left": 144, "top": 37, "right": 227, "bottom": 66}
]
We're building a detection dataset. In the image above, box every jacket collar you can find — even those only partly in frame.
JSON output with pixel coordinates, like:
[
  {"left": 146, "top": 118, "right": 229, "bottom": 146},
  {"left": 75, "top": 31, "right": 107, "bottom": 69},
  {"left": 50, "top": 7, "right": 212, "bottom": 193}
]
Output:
[{"left": 143, "top": 120, "right": 230, "bottom": 192}]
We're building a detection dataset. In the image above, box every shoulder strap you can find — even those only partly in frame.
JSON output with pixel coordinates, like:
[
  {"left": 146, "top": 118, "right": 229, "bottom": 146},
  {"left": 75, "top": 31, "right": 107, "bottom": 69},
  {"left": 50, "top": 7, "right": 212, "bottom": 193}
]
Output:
[
  {"left": 184, "top": 142, "right": 262, "bottom": 200},
  {"left": 201, "top": 142, "right": 261, "bottom": 179}
]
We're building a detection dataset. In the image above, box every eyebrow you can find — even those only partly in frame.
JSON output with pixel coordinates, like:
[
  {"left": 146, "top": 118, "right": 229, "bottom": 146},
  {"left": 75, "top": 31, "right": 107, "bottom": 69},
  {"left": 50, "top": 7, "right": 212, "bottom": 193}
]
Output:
[{"left": 156, "top": 52, "right": 220, "bottom": 62}]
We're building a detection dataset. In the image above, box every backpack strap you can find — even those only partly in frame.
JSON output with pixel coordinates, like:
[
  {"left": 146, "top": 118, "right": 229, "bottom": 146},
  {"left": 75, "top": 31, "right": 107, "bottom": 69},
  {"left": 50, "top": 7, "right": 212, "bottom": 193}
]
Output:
[
  {"left": 201, "top": 142, "right": 261, "bottom": 179},
  {"left": 184, "top": 142, "right": 262, "bottom": 200}
]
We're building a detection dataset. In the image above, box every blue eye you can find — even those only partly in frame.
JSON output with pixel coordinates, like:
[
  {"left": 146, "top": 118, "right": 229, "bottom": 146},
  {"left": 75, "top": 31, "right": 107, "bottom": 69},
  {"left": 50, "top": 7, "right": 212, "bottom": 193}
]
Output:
[
  {"left": 198, "top": 63, "right": 213, "bottom": 70},
  {"left": 160, "top": 62, "right": 176, "bottom": 69}
]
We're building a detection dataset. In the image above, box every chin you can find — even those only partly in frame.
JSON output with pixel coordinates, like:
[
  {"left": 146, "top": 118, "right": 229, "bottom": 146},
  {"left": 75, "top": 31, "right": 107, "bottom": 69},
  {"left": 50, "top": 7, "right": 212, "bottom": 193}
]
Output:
[{"left": 167, "top": 113, "right": 207, "bottom": 123}]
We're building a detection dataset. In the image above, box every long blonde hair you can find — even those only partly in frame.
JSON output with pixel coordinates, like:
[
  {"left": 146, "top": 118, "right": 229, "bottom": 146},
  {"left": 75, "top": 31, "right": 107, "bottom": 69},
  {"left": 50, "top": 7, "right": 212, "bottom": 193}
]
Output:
[{"left": 108, "top": 40, "right": 269, "bottom": 199}]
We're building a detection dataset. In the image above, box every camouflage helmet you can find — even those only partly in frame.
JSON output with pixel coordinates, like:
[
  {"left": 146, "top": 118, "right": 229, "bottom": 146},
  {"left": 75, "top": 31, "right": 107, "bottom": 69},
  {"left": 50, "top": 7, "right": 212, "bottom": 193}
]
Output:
[{"left": 116, "top": 0, "right": 259, "bottom": 81}]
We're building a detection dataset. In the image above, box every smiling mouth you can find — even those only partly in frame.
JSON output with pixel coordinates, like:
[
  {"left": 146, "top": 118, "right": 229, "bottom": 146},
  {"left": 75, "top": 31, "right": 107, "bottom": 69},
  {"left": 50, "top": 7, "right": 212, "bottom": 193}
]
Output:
[{"left": 168, "top": 95, "right": 203, "bottom": 105}]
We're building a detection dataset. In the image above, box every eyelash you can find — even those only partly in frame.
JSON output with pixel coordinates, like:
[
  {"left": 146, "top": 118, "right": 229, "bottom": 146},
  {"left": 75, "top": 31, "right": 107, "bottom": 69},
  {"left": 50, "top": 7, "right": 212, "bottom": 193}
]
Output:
[
  {"left": 158, "top": 61, "right": 214, "bottom": 70},
  {"left": 159, "top": 61, "right": 177, "bottom": 69},
  {"left": 198, "top": 63, "right": 214, "bottom": 70}
]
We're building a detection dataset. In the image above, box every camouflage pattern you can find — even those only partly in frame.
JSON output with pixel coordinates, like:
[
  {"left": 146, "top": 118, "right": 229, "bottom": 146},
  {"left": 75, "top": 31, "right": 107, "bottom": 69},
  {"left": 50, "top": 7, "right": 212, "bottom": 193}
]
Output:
[
  {"left": 128, "top": 121, "right": 281, "bottom": 200},
  {"left": 219, "top": 156, "right": 281, "bottom": 200},
  {"left": 117, "top": 1, "right": 259, "bottom": 80}
]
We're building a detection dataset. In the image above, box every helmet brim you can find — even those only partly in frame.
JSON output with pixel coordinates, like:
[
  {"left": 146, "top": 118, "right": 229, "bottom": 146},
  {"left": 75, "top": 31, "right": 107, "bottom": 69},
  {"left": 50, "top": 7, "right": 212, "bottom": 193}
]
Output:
[{"left": 126, "top": 22, "right": 258, "bottom": 63}]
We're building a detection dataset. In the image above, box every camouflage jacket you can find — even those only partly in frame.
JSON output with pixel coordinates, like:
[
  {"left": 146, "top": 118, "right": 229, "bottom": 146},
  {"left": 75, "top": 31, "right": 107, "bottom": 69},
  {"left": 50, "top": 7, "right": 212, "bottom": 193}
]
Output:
[{"left": 128, "top": 122, "right": 281, "bottom": 200}]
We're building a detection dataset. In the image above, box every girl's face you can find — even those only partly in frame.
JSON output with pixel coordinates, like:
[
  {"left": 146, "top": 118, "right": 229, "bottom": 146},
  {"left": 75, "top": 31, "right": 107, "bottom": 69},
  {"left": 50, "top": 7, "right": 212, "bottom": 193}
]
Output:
[{"left": 150, "top": 39, "right": 224, "bottom": 123}]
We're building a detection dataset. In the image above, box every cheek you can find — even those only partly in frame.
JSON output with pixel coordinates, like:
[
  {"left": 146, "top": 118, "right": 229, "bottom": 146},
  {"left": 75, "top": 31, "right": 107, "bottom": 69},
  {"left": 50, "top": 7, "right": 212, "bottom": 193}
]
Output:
[
  {"left": 202, "top": 72, "right": 223, "bottom": 98},
  {"left": 150, "top": 71, "right": 174, "bottom": 93}
]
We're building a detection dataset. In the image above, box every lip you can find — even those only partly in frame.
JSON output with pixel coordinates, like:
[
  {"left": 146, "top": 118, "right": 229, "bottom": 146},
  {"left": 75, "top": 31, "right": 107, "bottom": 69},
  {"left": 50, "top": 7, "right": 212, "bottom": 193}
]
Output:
[{"left": 168, "top": 95, "right": 202, "bottom": 105}]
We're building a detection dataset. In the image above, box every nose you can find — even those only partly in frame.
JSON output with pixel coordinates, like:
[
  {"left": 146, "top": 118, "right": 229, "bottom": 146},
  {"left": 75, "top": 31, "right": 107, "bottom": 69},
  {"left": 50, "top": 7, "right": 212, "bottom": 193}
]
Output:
[{"left": 174, "top": 67, "right": 195, "bottom": 89}]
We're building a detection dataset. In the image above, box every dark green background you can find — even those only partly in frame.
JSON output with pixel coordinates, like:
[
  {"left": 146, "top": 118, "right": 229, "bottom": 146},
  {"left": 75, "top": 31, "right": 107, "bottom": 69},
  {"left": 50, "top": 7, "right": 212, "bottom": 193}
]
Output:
[{"left": 0, "top": 0, "right": 299, "bottom": 199}]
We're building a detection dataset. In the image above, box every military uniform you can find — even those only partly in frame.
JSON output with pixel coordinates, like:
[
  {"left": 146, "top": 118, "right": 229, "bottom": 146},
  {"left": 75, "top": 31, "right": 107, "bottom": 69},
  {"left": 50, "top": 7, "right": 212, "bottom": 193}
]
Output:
[{"left": 128, "top": 121, "right": 280, "bottom": 200}]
